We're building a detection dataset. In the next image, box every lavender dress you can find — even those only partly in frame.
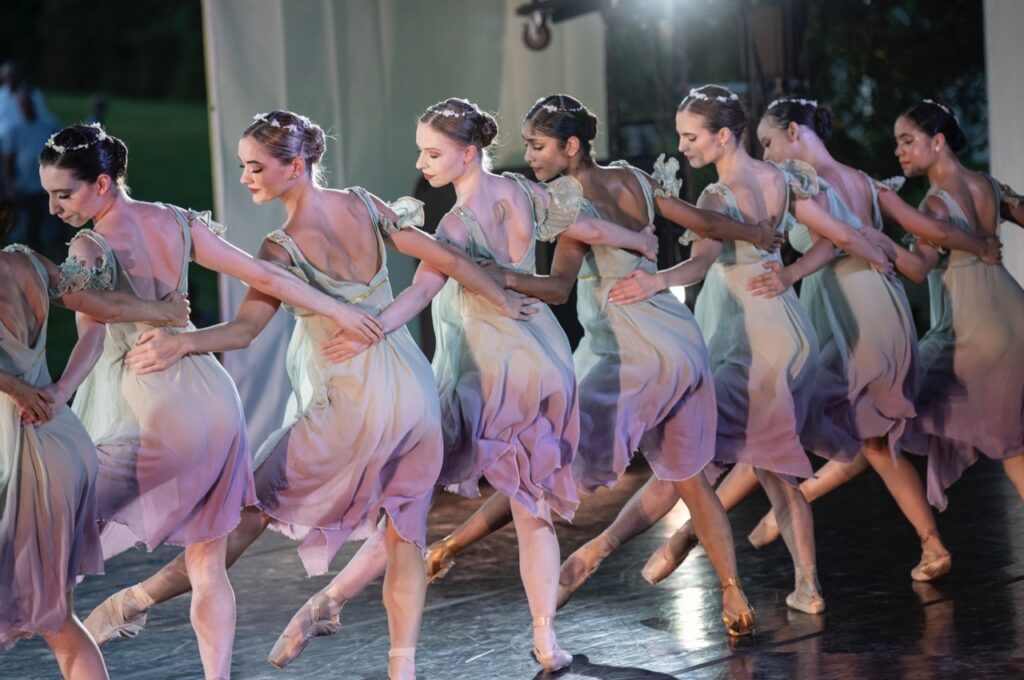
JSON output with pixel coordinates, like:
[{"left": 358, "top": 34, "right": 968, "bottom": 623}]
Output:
[
  {"left": 70, "top": 206, "right": 256, "bottom": 558},
  {"left": 902, "top": 177, "right": 1024, "bottom": 509},
  {"left": 687, "top": 163, "right": 820, "bottom": 483},
  {"left": 432, "top": 174, "right": 579, "bottom": 520},
  {"left": 253, "top": 190, "right": 443, "bottom": 575},
  {"left": 1, "top": 246, "right": 102, "bottom": 650},
  {"left": 787, "top": 161, "right": 918, "bottom": 462},
  {"left": 540, "top": 165, "right": 717, "bottom": 493}
]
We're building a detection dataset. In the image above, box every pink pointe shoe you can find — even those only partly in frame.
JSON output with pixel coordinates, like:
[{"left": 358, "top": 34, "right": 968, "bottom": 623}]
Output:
[
  {"left": 532, "top": 616, "right": 572, "bottom": 672},
  {"left": 556, "top": 534, "right": 620, "bottom": 609},
  {"left": 83, "top": 584, "right": 153, "bottom": 645},
  {"left": 267, "top": 592, "right": 342, "bottom": 668},
  {"left": 641, "top": 530, "right": 698, "bottom": 585}
]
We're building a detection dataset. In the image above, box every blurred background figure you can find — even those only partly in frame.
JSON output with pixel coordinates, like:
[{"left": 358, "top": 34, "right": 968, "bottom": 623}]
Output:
[{"left": 0, "top": 85, "right": 63, "bottom": 257}]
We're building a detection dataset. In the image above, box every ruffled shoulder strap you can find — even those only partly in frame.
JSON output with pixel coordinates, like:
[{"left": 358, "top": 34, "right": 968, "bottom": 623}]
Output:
[
  {"left": 2, "top": 244, "right": 51, "bottom": 298},
  {"left": 59, "top": 229, "right": 116, "bottom": 294},
  {"left": 503, "top": 172, "right": 582, "bottom": 242},
  {"left": 608, "top": 160, "right": 656, "bottom": 223},
  {"left": 502, "top": 172, "right": 545, "bottom": 229},
  {"left": 681, "top": 183, "right": 734, "bottom": 245},
  {"left": 771, "top": 159, "right": 820, "bottom": 199},
  {"left": 350, "top": 186, "right": 425, "bottom": 238},
  {"left": 263, "top": 229, "right": 312, "bottom": 281},
  {"left": 161, "top": 203, "right": 213, "bottom": 292},
  {"left": 986, "top": 174, "right": 1022, "bottom": 226}
]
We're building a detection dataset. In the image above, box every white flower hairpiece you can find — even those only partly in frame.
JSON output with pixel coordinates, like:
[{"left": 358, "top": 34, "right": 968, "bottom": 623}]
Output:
[
  {"left": 688, "top": 88, "right": 739, "bottom": 103},
  {"left": 922, "top": 99, "right": 959, "bottom": 124},
  {"left": 252, "top": 112, "right": 300, "bottom": 132},
  {"left": 45, "top": 122, "right": 109, "bottom": 155},
  {"left": 767, "top": 97, "right": 818, "bottom": 110},
  {"left": 436, "top": 108, "right": 464, "bottom": 118},
  {"left": 540, "top": 102, "right": 584, "bottom": 114}
]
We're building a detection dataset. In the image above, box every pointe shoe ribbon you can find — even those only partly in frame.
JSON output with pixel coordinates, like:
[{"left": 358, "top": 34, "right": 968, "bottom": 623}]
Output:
[
  {"left": 532, "top": 616, "right": 572, "bottom": 672},
  {"left": 83, "top": 585, "right": 151, "bottom": 645},
  {"left": 267, "top": 593, "right": 342, "bottom": 669},
  {"left": 720, "top": 578, "right": 756, "bottom": 637},
  {"left": 911, "top": 529, "right": 952, "bottom": 582},
  {"left": 424, "top": 536, "right": 459, "bottom": 585}
]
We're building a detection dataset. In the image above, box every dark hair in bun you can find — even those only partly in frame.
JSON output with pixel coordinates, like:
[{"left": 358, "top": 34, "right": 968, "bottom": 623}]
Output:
[
  {"left": 677, "top": 85, "right": 748, "bottom": 142},
  {"left": 900, "top": 100, "right": 967, "bottom": 153},
  {"left": 523, "top": 94, "right": 599, "bottom": 158},
  {"left": 243, "top": 110, "right": 328, "bottom": 184},
  {"left": 763, "top": 97, "right": 834, "bottom": 141},
  {"left": 419, "top": 98, "right": 498, "bottom": 149},
  {"left": 38, "top": 123, "right": 130, "bottom": 190}
]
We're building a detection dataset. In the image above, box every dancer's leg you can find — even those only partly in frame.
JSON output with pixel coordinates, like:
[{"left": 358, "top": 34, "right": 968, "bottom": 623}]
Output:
[
  {"left": 861, "top": 437, "right": 950, "bottom": 580},
  {"left": 183, "top": 535, "right": 235, "bottom": 680},
  {"left": 512, "top": 499, "right": 571, "bottom": 672},
  {"left": 267, "top": 523, "right": 389, "bottom": 668},
  {"left": 749, "top": 455, "right": 872, "bottom": 548},
  {"left": 382, "top": 519, "right": 426, "bottom": 680},
  {"left": 425, "top": 492, "right": 513, "bottom": 582},
  {"left": 84, "top": 510, "right": 270, "bottom": 644},
  {"left": 672, "top": 475, "right": 754, "bottom": 635},
  {"left": 558, "top": 476, "right": 678, "bottom": 607},
  {"left": 642, "top": 464, "right": 761, "bottom": 583},
  {"left": 42, "top": 593, "right": 109, "bottom": 680},
  {"left": 1001, "top": 454, "right": 1024, "bottom": 500},
  {"left": 754, "top": 469, "right": 824, "bottom": 614}
]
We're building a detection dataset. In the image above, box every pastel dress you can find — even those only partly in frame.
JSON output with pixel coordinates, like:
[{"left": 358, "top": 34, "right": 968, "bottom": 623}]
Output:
[
  {"left": 543, "top": 163, "right": 718, "bottom": 493},
  {"left": 902, "top": 176, "right": 1024, "bottom": 509},
  {"left": 432, "top": 174, "right": 579, "bottom": 520},
  {"left": 69, "top": 206, "right": 256, "bottom": 558},
  {"left": 787, "top": 162, "right": 918, "bottom": 461},
  {"left": 1, "top": 246, "right": 102, "bottom": 650},
  {"left": 254, "top": 190, "right": 442, "bottom": 575},
  {"left": 686, "top": 164, "right": 820, "bottom": 483}
]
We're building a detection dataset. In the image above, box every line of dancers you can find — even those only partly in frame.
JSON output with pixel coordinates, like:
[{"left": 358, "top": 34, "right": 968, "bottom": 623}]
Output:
[{"left": 0, "top": 85, "right": 1020, "bottom": 679}]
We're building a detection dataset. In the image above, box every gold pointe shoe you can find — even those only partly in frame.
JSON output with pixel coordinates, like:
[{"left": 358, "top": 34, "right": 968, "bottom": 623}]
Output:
[
  {"left": 424, "top": 536, "right": 460, "bottom": 585},
  {"left": 556, "top": 534, "right": 620, "bottom": 610},
  {"left": 747, "top": 513, "right": 780, "bottom": 549},
  {"left": 641, "top": 531, "right": 697, "bottom": 585},
  {"left": 387, "top": 647, "right": 416, "bottom": 680},
  {"left": 531, "top": 616, "right": 572, "bottom": 672},
  {"left": 83, "top": 585, "right": 151, "bottom": 645},
  {"left": 911, "top": 529, "right": 952, "bottom": 582},
  {"left": 720, "top": 578, "right": 756, "bottom": 637},
  {"left": 267, "top": 592, "right": 342, "bottom": 669}
]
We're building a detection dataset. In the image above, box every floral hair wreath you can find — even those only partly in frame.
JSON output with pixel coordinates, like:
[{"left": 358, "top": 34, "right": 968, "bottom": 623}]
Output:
[
  {"left": 252, "top": 112, "right": 302, "bottom": 133},
  {"left": 688, "top": 87, "right": 740, "bottom": 104},
  {"left": 767, "top": 97, "right": 818, "bottom": 110},
  {"left": 922, "top": 99, "right": 959, "bottom": 125},
  {"left": 45, "top": 122, "right": 108, "bottom": 155},
  {"left": 435, "top": 108, "right": 465, "bottom": 118}
]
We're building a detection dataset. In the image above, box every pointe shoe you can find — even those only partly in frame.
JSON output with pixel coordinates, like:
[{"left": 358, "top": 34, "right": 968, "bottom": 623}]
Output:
[
  {"left": 911, "top": 529, "right": 952, "bottom": 582},
  {"left": 388, "top": 647, "right": 416, "bottom": 680},
  {"left": 747, "top": 513, "right": 781, "bottom": 549},
  {"left": 83, "top": 584, "right": 152, "bottom": 645},
  {"left": 424, "top": 536, "right": 459, "bottom": 585},
  {"left": 531, "top": 616, "right": 572, "bottom": 672},
  {"left": 641, "top": 531, "right": 697, "bottom": 585},
  {"left": 786, "top": 566, "right": 826, "bottom": 614},
  {"left": 720, "top": 578, "right": 756, "bottom": 637},
  {"left": 267, "top": 592, "right": 342, "bottom": 669},
  {"left": 556, "top": 534, "right": 620, "bottom": 609}
]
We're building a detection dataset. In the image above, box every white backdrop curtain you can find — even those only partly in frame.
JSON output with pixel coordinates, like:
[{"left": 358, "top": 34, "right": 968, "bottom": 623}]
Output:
[
  {"left": 985, "top": 0, "right": 1024, "bottom": 286},
  {"left": 201, "top": 0, "right": 606, "bottom": 444}
]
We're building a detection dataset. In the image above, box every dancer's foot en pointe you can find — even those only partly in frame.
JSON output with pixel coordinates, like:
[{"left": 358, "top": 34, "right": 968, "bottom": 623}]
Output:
[
  {"left": 83, "top": 584, "right": 155, "bottom": 645},
  {"left": 556, "top": 533, "right": 620, "bottom": 609},
  {"left": 641, "top": 525, "right": 698, "bottom": 585},
  {"left": 424, "top": 536, "right": 460, "bottom": 584},
  {"left": 267, "top": 592, "right": 343, "bottom": 669},
  {"left": 911, "top": 528, "right": 952, "bottom": 582},
  {"left": 532, "top": 616, "right": 572, "bottom": 672},
  {"left": 785, "top": 566, "right": 825, "bottom": 615},
  {"left": 720, "top": 578, "right": 755, "bottom": 636}
]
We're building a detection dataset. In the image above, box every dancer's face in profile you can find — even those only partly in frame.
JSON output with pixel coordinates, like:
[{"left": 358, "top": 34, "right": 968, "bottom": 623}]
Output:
[
  {"left": 39, "top": 165, "right": 111, "bottom": 227},
  {"left": 522, "top": 124, "right": 570, "bottom": 182},
  {"left": 415, "top": 123, "right": 472, "bottom": 188},
  {"left": 893, "top": 116, "right": 935, "bottom": 178},
  {"left": 756, "top": 118, "right": 800, "bottom": 163},
  {"left": 675, "top": 110, "right": 723, "bottom": 169},
  {"left": 238, "top": 135, "right": 294, "bottom": 205}
]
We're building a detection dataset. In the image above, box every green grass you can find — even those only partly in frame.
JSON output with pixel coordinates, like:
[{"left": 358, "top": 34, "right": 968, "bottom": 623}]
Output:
[{"left": 42, "top": 93, "right": 220, "bottom": 375}]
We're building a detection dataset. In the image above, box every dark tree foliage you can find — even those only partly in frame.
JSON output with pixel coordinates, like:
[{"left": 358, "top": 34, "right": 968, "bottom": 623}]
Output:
[{"left": 1, "top": 0, "right": 205, "bottom": 101}]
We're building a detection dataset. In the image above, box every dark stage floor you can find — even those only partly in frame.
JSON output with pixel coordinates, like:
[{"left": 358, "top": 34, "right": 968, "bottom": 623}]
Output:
[{"left": 5, "top": 458, "right": 1023, "bottom": 679}]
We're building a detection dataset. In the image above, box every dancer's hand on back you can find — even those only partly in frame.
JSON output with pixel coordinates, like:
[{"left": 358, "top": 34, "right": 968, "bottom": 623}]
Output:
[
  {"left": 980, "top": 235, "right": 1002, "bottom": 265},
  {"left": 126, "top": 330, "right": 186, "bottom": 375},
  {"left": 329, "top": 303, "right": 385, "bottom": 344},
  {"left": 161, "top": 291, "right": 192, "bottom": 327},
  {"left": 639, "top": 225, "right": 659, "bottom": 262},
  {"left": 322, "top": 330, "right": 372, "bottom": 364},
  {"left": 497, "top": 290, "right": 540, "bottom": 321},
  {"left": 8, "top": 376, "right": 54, "bottom": 424},
  {"left": 478, "top": 260, "right": 509, "bottom": 288},
  {"left": 755, "top": 219, "right": 785, "bottom": 251},
  {"left": 608, "top": 270, "right": 661, "bottom": 305},
  {"left": 747, "top": 261, "right": 792, "bottom": 298}
]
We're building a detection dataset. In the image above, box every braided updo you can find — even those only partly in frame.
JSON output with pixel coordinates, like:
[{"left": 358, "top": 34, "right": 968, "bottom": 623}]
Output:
[
  {"left": 243, "top": 110, "right": 328, "bottom": 184},
  {"left": 419, "top": 98, "right": 498, "bottom": 150},
  {"left": 523, "top": 94, "right": 599, "bottom": 157}
]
